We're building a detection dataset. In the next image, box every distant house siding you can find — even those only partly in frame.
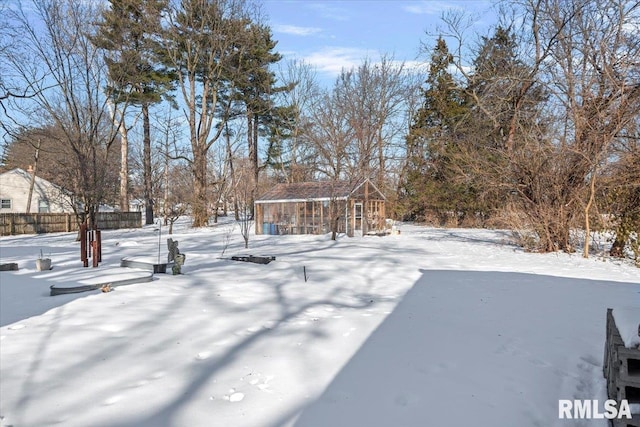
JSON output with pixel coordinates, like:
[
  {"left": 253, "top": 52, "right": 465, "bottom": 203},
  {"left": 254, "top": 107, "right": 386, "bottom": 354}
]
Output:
[{"left": 0, "top": 169, "right": 73, "bottom": 214}]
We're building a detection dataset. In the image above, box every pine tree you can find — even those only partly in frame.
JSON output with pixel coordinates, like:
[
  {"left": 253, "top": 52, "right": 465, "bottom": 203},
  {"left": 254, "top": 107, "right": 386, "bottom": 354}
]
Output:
[
  {"left": 94, "top": 0, "right": 175, "bottom": 224},
  {"left": 399, "top": 37, "right": 469, "bottom": 223},
  {"left": 228, "top": 23, "right": 284, "bottom": 214}
]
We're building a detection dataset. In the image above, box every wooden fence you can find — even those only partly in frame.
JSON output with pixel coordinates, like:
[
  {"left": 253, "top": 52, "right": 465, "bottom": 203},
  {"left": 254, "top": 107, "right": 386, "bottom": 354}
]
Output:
[{"left": 0, "top": 212, "right": 142, "bottom": 236}]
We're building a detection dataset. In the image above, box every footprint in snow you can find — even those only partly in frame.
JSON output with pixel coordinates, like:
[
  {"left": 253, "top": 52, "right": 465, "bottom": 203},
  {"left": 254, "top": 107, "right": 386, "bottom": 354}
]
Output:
[
  {"left": 342, "top": 327, "right": 356, "bottom": 337},
  {"left": 8, "top": 324, "right": 25, "bottom": 330},
  {"left": 229, "top": 393, "right": 244, "bottom": 402},
  {"left": 224, "top": 389, "right": 245, "bottom": 402},
  {"left": 195, "top": 351, "right": 211, "bottom": 361},
  {"left": 98, "top": 324, "right": 124, "bottom": 333},
  {"left": 262, "top": 321, "right": 276, "bottom": 329},
  {"left": 247, "top": 374, "right": 275, "bottom": 392},
  {"left": 130, "top": 379, "right": 149, "bottom": 388},
  {"left": 102, "top": 395, "right": 122, "bottom": 406},
  {"left": 148, "top": 371, "right": 166, "bottom": 381}
]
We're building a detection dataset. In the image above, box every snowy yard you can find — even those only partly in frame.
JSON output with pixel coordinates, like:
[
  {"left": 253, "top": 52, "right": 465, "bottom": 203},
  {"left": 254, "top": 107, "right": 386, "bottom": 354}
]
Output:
[{"left": 0, "top": 219, "right": 638, "bottom": 427}]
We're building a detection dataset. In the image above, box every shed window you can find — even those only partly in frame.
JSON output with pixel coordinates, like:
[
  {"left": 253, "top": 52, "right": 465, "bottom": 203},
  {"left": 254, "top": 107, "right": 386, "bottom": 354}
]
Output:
[
  {"left": 38, "top": 199, "right": 50, "bottom": 213},
  {"left": 0, "top": 199, "right": 11, "bottom": 209}
]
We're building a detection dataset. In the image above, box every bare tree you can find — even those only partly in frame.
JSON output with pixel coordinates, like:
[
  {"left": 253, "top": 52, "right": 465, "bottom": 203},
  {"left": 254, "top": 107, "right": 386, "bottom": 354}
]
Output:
[
  {"left": 209, "top": 133, "right": 234, "bottom": 223},
  {"left": 543, "top": 0, "right": 640, "bottom": 257},
  {"left": 163, "top": 163, "right": 191, "bottom": 234},
  {"left": 433, "top": 0, "right": 640, "bottom": 253},
  {"left": 3, "top": 0, "right": 121, "bottom": 226},
  {"left": 232, "top": 157, "right": 254, "bottom": 248},
  {"left": 603, "top": 139, "right": 640, "bottom": 262},
  {"left": 334, "top": 56, "right": 413, "bottom": 192},
  {"left": 105, "top": 99, "right": 133, "bottom": 212},
  {"left": 272, "top": 59, "right": 320, "bottom": 183},
  {"left": 163, "top": 0, "right": 258, "bottom": 227},
  {"left": 307, "top": 89, "right": 352, "bottom": 182}
]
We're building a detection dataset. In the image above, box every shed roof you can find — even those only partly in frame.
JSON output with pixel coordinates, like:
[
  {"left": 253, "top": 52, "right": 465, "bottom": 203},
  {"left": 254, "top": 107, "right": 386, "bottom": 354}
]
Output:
[{"left": 256, "top": 180, "right": 385, "bottom": 203}]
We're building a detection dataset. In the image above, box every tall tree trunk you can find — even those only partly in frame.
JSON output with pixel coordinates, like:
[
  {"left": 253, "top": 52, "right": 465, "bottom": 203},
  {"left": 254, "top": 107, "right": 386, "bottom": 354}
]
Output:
[
  {"left": 583, "top": 170, "right": 597, "bottom": 258},
  {"left": 163, "top": 149, "right": 169, "bottom": 226},
  {"left": 610, "top": 229, "right": 627, "bottom": 257},
  {"left": 26, "top": 139, "right": 41, "bottom": 213},
  {"left": 247, "top": 111, "right": 258, "bottom": 218},
  {"left": 192, "top": 146, "right": 209, "bottom": 227},
  {"left": 106, "top": 99, "right": 129, "bottom": 212},
  {"left": 377, "top": 129, "right": 385, "bottom": 192},
  {"left": 330, "top": 199, "right": 339, "bottom": 241},
  {"left": 225, "top": 122, "right": 239, "bottom": 221},
  {"left": 119, "top": 120, "right": 129, "bottom": 213},
  {"left": 143, "top": 103, "right": 154, "bottom": 225}
]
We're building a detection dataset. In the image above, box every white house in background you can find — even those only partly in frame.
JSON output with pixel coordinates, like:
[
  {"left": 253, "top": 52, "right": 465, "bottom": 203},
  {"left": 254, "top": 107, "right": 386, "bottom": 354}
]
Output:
[
  {"left": 0, "top": 168, "right": 74, "bottom": 213},
  {"left": 128, "top": 198, "right": 145, "bottom": 213}
]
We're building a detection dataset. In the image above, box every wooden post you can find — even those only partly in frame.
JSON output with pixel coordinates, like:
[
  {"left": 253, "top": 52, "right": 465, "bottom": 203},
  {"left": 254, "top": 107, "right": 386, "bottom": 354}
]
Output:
[
  {"left": 346, "top": 200, "right": 350, "bottom": 236},
  {"left": 255, "top": 203, "right": 262, "bottom": 235},
  {"left": 363, "top": 180, "right": 369, "bottom": 236}
]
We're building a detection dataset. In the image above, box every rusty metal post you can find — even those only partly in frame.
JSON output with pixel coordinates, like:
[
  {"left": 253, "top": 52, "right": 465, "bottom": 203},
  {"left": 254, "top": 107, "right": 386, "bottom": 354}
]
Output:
[
  {"left": 96, "top": 230, "right": 102, "bottom": 263},
  {"left": 92, "top": 240, "right": 98, "bottom": 267},
  {"left": 88, "top": 228, "right": 93, "bottom": 258},
  {"left": 80, "top": 222, "right": 88, "bottom": 267}
]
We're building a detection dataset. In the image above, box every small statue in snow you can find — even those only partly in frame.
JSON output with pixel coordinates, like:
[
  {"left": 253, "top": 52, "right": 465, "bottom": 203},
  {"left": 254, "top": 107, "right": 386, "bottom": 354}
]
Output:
[
  {"left": 167, "top": 238, "right": 179, "bottom": 263},
  {"left": 173, "top": 253, "right": 186, "bottom": 275}
]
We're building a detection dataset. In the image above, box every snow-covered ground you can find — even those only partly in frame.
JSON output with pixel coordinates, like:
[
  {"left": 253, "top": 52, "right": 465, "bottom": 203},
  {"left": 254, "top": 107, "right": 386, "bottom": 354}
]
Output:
[{"left": 1, "top": 219, "right": 638, "bottom": 427}]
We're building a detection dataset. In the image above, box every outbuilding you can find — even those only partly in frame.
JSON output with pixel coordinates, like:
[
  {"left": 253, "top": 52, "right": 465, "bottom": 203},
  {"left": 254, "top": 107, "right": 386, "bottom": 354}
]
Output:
[{"left": 255, "top": 179, "right": 386, "bottom": 237}]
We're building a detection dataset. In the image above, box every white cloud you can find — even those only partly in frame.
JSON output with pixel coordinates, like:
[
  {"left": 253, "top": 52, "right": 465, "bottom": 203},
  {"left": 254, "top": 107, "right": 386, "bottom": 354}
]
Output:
[
  {"left": 299, "top": 49, "right": 430, "bottom": 81},
  {"left": 404, "top": 60, "right": 429, "bottom": 74},
  {"left": 273, "top": 24, "right": 322, "bottom": 37},
  {"left": 306, "top": 3, "right": 350, "bottom": 22},
  {"left": 301, "top": 47, "right": 369, "bottom": 76},
  {"left": 402, "top": 1, "right": 459, "bottom": 15}
]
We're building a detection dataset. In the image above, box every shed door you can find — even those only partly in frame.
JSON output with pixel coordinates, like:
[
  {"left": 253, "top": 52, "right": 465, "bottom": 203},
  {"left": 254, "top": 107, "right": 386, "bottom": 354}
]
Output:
[{"left": 354, "top": 203, "right": 363, "bottom": 235}]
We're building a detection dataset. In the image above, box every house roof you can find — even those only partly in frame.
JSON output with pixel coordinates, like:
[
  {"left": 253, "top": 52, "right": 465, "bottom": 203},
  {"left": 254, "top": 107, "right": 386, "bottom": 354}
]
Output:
[
  {"left": 0, "top": 168, "right": 67, "bottom": 194},
  {"left": 255, "top": 180, "right": 385, "bottom": 203}
]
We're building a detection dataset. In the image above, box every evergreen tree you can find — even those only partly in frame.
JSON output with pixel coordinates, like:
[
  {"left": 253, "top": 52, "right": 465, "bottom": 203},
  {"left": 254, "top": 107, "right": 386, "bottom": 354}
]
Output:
[
  {"left": 399, "top": 37, "right": 469, "bottom": 223},
  {"left": 467, "top": 26, "right": 544, "bottom": 152},
  {"left": 228, "top": 23, "right": 285, "bottom": 213},
  {"left": 94, "top": 0, "right": 175, "bottom": 224}
]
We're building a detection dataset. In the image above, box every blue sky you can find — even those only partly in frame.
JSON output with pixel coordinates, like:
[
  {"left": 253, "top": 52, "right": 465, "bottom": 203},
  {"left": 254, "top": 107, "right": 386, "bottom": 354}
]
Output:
[{"left": 263, "top": 0, "right": 497, "bottom": 81}]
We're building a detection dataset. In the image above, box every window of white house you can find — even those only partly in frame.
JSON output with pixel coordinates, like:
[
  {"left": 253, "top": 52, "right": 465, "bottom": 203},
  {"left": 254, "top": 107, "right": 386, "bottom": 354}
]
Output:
[
  {"left": 38, "top": 199, "right": 50, "bottom": 213},
  {"left": 0, "top": 199, "right": 11, "bottom": 209}
]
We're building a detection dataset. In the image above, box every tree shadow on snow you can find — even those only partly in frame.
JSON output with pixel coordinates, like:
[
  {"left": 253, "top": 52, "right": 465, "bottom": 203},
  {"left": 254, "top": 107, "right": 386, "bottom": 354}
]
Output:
[{"left": 274, "top": 270, "right": 639, "bottom": 427}]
